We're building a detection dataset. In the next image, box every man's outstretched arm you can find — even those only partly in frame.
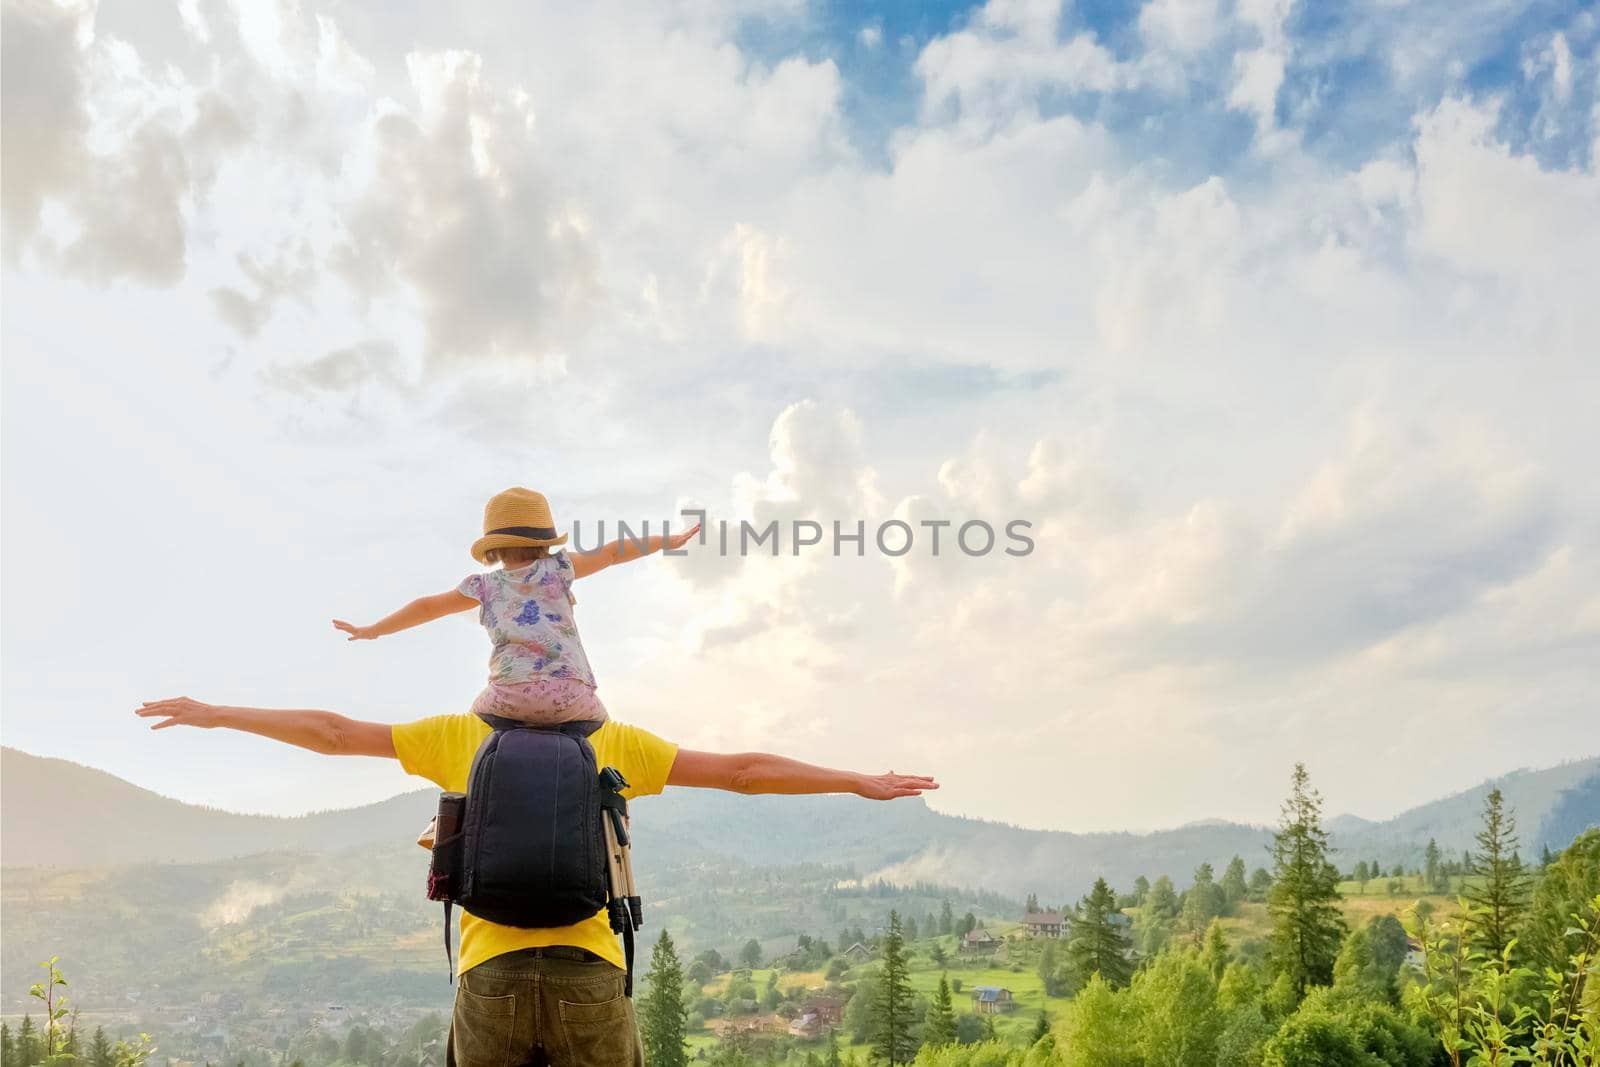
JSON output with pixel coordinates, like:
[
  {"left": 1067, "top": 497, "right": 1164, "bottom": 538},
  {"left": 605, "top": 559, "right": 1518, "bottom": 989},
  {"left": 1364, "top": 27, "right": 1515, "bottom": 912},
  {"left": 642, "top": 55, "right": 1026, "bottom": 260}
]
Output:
[
  {"left": 136, "top": 697, "right": 396, "bottom": 758},
  {"left": 667, "top": 749, "right": 936, "bottom": 801}
]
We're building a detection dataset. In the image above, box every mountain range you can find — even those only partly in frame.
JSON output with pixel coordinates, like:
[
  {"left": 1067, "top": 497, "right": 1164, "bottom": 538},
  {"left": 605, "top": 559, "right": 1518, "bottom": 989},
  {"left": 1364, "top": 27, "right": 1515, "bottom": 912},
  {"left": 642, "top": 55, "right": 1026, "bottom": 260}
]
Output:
[{"left": 5, "top": 746, "right": 1597, "bottom": 901}]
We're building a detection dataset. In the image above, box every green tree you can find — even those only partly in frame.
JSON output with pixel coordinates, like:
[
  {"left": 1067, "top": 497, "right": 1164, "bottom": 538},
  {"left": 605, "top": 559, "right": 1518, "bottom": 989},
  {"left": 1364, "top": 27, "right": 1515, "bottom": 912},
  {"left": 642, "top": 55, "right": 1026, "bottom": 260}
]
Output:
[
  {"left": 1248, "top": 867, "right": 1273, "bottom": 902},
  {"left": 1131, "top": 950, "right": 1222, "bottom": 1067},
  {"left": 1364, "top": 914, "right": 1407, "bottom": 996},
  {"left": 1522, "top": 828, "right": 1600, "bottom": 973},
  {"left": 1267, "top": 763, "right": 1346, "bottom": 997},
  {"left": 1215, "top": 1002, "right": 1276, "bottom": 1067},
  {"left": 1031, "top": 1012, "right": 1050, "bottom": 1044},
  {"left": 1353, "top": 861, "right": 1370, "bottom": 892},
  {"left": 1025, "top": 893, "right": 1039, "bottom": 913},
  {"left": 345, "top": 1026, "right": 370, "bottom": 1065},
  {"left": 1133, "top": 876, "right": 1150, "bottom": 905},
  {"left": 1138, "top": 874, "right": 1179, "bottom": 955},
  {"left": 938, "top": 901, "right": 953, "bottom": 937},
  {"left": 1424, "top": 838, "right": 1442, "bottom": 891},
  {"left": 1146, "top": 875, "right": 1179, "bottom": 919},
  {"left": 27, "top": 958, "right": 70, "bottom": 1060},
  {"left": 1057, "top": 977, "right": 1140, "bottom": 1067},
  {"left": 1464, "top": 787, "right": 1529, "bottom": 959},
  {"left": 738, "top": 938, "right": 763, "bottom": 970},
  {"left": 1221, "top": 856, "right": 1249, "bottom": 909},
  {"left": 1202, "top": 920, "right": 1231, "bottom": 980},
  {"left": 17, "top": 1016, "right": 40, "bottom": 1067},
  {"left": 1183, "top": 863, "right": 1226, "bottom": 941},
  {"left": 1066, "top": 877, "right": 1133, "bottom": 988},
  {"left": 642, "top": 930, "right": 689, "bottom": 1067},
  {"left": 870, "top": 911, "right": 917, "bottom": 1064},
  {"left": 922, "top": 975, "right": 957, "bottom": 1048},
  {"left": 1217, "top": 962, "right": 1263, "bottom": 1013},
  {"left": 1, "top": 1023, "right": 12, "bottom": 1067},
  {"left": 1036, "top": 940, "right": 1057, "bottom": 988},
  {"left": 1331, "top": 928, "right": 1388, "bottom": 1001}
]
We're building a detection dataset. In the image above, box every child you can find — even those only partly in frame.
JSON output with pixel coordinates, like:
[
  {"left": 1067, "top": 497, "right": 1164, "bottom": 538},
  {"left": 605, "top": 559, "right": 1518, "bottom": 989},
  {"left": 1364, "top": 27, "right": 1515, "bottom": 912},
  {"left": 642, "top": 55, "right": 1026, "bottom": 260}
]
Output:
[{"left": 333, "top": 487, "right": 697, "bottom": 726}]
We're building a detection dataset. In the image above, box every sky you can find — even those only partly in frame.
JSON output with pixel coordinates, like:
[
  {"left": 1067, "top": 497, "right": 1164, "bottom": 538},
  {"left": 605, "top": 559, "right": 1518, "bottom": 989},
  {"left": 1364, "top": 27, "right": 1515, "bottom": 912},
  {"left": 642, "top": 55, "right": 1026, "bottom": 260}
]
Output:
[{"left": 2, "top": 0, "right": 1597, "bottom": 832}]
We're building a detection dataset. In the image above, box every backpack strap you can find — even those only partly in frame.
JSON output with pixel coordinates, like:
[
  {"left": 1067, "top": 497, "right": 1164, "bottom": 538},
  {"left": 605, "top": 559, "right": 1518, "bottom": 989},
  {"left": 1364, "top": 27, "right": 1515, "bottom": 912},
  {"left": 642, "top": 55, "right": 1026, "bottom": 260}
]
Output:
[{"left": 443, "top": 901, "right": 455, "bottom": 985}]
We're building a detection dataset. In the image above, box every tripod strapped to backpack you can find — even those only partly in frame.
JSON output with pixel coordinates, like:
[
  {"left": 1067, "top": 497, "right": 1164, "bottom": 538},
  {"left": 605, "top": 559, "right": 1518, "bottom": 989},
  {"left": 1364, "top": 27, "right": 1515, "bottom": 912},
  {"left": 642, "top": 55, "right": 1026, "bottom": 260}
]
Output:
[
  {"left": 598, "top": 766, "right": 644, "bottom": 987},
  {"left": 423, "top": 717, "right": 647, "bottom": 994}
]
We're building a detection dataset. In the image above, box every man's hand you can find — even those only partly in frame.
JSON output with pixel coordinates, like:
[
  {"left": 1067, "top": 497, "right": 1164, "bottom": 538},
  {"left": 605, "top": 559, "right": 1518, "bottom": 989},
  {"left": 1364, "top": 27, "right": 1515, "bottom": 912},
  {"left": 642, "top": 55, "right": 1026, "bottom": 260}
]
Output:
[
  {"left": 137, "top": 697, "right": 222, "bottom": 730},
  {"left": 135, "top": 699, "right": 396, "bottom": 757},
  {"left": 332, "top": 619, "right": 375, "bottom": 641},
  {"left": 666, "top": 522, "right": 702, "bottom": 551},
  {"left": 668, "top": 749, "right": 939, "bottom": 799},
  {"left": 855, "top": 771, "right": 940, "bottom": 800}
]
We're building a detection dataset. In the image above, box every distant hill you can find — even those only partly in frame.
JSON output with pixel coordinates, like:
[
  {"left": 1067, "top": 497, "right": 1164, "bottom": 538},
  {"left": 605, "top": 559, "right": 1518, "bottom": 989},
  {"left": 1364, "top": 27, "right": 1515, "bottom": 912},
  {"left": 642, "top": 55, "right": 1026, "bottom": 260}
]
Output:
[
  {"left": 0, "top": 748, "right": 436, "bottom": 867},
  {"left": 3, "top": 747, "right": 1596, "bottom": 902}
]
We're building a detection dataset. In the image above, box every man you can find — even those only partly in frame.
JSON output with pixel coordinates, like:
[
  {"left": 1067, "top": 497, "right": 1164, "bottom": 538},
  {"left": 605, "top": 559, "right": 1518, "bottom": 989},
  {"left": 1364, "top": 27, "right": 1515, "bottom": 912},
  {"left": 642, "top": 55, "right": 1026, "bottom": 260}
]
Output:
[{"left": 137, "top": 696, "right": 936, "bottom": 1066}]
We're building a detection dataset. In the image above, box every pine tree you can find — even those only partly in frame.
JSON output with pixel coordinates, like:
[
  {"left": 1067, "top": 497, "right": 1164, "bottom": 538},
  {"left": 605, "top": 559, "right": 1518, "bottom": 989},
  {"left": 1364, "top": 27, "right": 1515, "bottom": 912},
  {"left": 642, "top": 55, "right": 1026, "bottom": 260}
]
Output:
[
  {"left": 938, "top": 901, "right": 953, "bottom": 936},
  {"left": 1146, "top": 876, "right": 1179, "bottom": 919},
  {"left": 1031, "top": 1012, "right": 1050, "bottom": 1044},
  {"left": 825, "top": 1030, "right": 843, "bottom": 1067},
  {"left": 1221, "top": 856, "right": 1248, "bottom": 907},
  {"left": 90, "top": 1026, "right": 114, "bottom": 1067},
  {"left": 1202, "top": 919, "right": 1230, "bottom": 980},
  {"left": 1065, "top": 877, "right": 1133, "bottom": 988},
  {"left": 1465, "top": 787, "right": 1530, "bottom": 959},
  {"left": 1025, "top": 893, "right": 1040, "bottom": 914},
  {"left": 922, "top": 974, "right": 957, "bottom": 1047},
  {"left": 1, "top": 1023, "right": 13, "bottom": 1067},
  {"left": 642, "top": 930, "right": 689, "bottom": 1067},
  {"left": 1267, "top": 762, "right": 1346, "bottom": 997},
  {"left": 1133, "top": 875, "right": 1150, "bottom": 905},
  {"left": 1181, "top": 862, "right": 1224, "bottom": 940},
  {"left": 1424, "top": 838, "right": 1442, "bottom": 890},
  {"left": 871, "top": 911, "right": 917, "bottom": 1064},
  {"left": 1036, "top": 941, "right": 1058, "bottom": 991},
  {"left": 17, "top": 1016, "right": 38, "bottom": 1067}
]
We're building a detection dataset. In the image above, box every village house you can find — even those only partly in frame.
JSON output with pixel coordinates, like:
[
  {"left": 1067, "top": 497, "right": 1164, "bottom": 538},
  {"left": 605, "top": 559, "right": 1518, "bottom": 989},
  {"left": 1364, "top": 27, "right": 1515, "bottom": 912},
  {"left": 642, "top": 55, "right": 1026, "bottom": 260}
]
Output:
[
  {"left": 970, "top": 986, "right": 1016, "bottom": 1015},
  {"left": 709, "top": 1014, "right": 787, "bottom": 1038},
  {"left": 1020, "top": 911, "right": 1066, "bottom": 938},
  {"left": 802, "top": 993, "right": 848, "bottom": 1026},
  {"left": 959, "top": 927, "right": 1002, "bottom": 953},
  {"left": 843, "top": 941, "right": 873, "bottom": 963},
  {"left": 788, "top": 1012, "right": 824, "bottom": 1039}
]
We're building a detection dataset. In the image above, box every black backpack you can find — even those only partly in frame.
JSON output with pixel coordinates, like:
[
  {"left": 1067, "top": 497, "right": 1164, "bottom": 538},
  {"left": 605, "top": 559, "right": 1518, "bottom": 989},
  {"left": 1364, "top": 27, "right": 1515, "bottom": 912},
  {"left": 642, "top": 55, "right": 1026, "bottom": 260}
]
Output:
[{"left": 426, "top": 718, "right": 644, "bottom": 993}]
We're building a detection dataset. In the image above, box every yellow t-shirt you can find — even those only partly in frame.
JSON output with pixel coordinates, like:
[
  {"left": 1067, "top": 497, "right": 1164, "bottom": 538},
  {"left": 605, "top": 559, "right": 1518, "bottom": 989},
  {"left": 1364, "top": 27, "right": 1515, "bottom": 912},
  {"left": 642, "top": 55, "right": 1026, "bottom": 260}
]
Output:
[{"left": 391, "top": 715, "right": 679, "bottom": 977}]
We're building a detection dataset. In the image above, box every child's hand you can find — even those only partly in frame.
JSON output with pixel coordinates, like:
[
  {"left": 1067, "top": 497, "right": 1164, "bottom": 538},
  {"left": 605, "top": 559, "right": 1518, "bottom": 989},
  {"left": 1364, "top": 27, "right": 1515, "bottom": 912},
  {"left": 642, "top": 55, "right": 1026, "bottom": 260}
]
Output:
[
  {"left": 332, "top": 619, "right": 375, "bottom": 641},
  {"left": 667, "top": 523, "right": 702, "bottom": 551}
]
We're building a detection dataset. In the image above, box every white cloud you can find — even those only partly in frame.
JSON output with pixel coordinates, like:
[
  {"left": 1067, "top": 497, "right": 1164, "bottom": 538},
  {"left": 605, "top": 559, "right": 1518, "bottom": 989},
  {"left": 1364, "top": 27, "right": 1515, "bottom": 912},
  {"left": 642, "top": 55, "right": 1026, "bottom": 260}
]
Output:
[
  {"left": 1139, "top": 0, "right": 1222, "bottom": 54},
  {"left": 3, "top": 0, "right": 1596, "bottom": 830}
]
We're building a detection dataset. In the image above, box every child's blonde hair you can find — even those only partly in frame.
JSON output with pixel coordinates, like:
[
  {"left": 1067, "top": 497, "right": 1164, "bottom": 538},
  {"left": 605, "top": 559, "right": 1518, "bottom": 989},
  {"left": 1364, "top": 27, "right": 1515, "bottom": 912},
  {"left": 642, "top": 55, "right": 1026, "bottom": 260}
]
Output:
[{"left": 484, "top": 545, "right": 550, "bottom": 566}]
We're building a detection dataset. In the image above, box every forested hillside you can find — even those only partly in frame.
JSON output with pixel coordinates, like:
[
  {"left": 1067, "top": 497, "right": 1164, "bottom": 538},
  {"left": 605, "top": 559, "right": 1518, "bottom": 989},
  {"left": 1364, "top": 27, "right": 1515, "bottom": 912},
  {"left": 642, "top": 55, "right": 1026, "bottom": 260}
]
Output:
[{"left": 5, "top": 747, "right": 1595, "bottom": 903}]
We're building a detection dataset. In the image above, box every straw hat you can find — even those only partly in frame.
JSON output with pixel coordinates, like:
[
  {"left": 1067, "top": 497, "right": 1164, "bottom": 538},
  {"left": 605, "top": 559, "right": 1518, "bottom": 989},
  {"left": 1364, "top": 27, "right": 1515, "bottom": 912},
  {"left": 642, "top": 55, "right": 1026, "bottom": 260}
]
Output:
[{"left": 470, "top": 488, "right": 568, "bottom": 563}]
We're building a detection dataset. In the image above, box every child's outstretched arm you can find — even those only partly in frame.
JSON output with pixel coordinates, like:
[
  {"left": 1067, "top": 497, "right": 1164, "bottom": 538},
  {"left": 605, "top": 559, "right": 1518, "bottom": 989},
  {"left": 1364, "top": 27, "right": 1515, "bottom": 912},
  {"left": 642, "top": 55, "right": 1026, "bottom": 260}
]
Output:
[
  {"left": 571, "top": 523, "right": 700, "bottom": 579},
  {"left": 332, "top": 590, "right": 477, "bottom": 641}
]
